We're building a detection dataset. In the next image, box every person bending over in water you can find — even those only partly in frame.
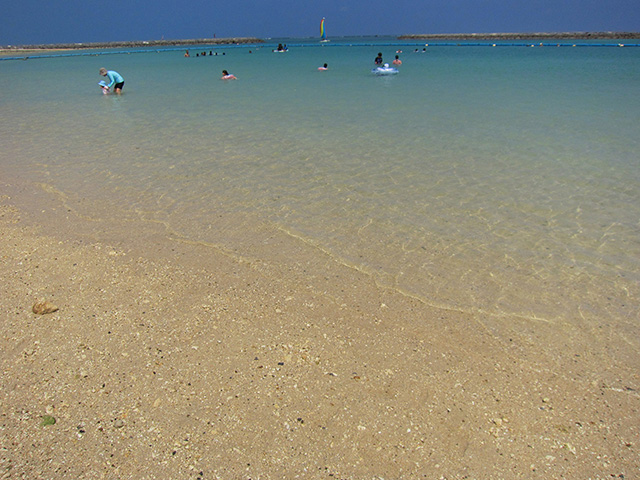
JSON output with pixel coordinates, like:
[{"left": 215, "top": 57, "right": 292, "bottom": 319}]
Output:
[
  {"left": 99, "top": 68, "right": 124, "bottom": 94},
  {"left": 221, "top": 70, "right": 237, "bottom": 80}
]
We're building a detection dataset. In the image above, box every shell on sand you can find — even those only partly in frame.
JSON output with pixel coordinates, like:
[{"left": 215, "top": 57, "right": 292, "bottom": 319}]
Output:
[{"left": 32, "top": 300, "right": 59, "bottom": 315}]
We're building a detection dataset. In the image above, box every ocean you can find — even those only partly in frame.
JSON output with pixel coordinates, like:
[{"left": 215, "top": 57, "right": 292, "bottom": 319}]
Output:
[{"left": 1, "top": 37, "right": 639, "bottom": 345}]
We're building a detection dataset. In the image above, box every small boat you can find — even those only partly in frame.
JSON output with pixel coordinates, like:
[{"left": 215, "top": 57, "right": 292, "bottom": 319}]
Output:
[
  {"left": 372, "top": 64, "right": 399, "bottom": 75},
  {"left": 320, "top": 17, "right": 330, "bottom": 43}
]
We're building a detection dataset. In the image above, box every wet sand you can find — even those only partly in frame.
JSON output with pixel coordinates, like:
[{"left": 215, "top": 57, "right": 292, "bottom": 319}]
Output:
[{"left": 1, "top": 184, "right": 638, "bottom": 479}]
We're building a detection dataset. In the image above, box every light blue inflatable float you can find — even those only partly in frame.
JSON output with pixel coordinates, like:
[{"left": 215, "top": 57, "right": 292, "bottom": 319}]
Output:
[{"left": 372, "top": 63, "right": 399, "bottom": 75}]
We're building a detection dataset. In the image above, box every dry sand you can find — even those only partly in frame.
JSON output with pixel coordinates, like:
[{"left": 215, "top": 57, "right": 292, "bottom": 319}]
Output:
[{"left": 1, "top": 191, "right": 638, "bottom": 479}]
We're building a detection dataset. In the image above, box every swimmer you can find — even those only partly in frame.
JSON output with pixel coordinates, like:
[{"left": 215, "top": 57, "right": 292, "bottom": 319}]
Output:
[
  {"left": 374, "top": 52, "right": 383, "bottom": 65},
  {"left": 318, "top": 63, "right": 328, "bottom": 71},
  {"left": 392, "top": 55, "right": 402, "bottom": 65},
  {"left": 221, "top": 70, "right": 237, "bottom": 80}
]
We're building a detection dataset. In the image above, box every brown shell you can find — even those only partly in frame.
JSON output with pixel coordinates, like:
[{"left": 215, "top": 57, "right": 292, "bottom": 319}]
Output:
[{"left": 32, "top": 301, "right": 59, "bottom": 315}]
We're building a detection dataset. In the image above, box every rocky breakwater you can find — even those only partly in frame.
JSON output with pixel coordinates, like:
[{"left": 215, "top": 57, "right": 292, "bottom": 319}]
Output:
[
  {"left": 1, "top": 37, "right": 264, "bottom": 51},
  {"left": 398, "top": 31, "right": 639, "bottom": 40}
]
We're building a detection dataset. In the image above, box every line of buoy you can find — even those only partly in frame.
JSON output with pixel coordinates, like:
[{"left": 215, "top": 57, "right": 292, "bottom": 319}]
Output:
[
  {"left": 288, "top": 42, "right": 639, "bottom": 48},
  {"left": 1, "top": 41, "right": 637, "bottom": 61}
]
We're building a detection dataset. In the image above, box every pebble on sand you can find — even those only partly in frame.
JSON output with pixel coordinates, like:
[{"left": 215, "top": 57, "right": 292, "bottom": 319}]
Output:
[{"left": 32, "top": 300, "right": 59, "bottom": 315}]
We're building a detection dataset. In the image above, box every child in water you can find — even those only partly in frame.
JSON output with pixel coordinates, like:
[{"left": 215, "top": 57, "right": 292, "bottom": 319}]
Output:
[{"left": 221, "top": 70, "right": 237, "bottom": 80}]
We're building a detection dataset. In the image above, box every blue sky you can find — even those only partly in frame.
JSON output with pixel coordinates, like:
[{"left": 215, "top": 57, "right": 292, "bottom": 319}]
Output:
[{"left": 2, "top": 0, "right": 638, "bottom": 46}]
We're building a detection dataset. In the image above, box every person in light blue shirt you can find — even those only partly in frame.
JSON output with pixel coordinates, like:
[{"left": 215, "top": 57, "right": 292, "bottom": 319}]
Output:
[{"left": 99, "top": 67, "right": 124, "bottom": 94}]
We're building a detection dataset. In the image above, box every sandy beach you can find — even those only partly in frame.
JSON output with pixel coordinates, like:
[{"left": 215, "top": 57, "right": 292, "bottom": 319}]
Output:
[{"left": 1, "top": 173, "right": 638, "bottom": 480}]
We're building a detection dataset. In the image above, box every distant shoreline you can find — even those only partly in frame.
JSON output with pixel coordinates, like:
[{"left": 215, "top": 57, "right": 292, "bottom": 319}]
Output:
[
  {"left": 0, "top": 37, "right": 264, "bottom": 52},
  {"left": 2, "top": 32, "right": 638, "bottom": 53},
  {"left": 399, "top": 31, "right": 639, "bottom": 40}
]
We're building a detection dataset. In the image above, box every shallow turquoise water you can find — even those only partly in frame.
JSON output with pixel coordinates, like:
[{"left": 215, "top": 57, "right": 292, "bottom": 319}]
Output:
[{"left": 1, "top": 38, "right": 639, "bottom": 335}]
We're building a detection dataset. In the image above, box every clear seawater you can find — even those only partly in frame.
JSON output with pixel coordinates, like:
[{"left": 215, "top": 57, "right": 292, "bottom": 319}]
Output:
[{"left": 1, "top": 37, "right": 639, "bottom": 340}]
